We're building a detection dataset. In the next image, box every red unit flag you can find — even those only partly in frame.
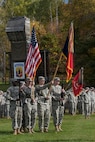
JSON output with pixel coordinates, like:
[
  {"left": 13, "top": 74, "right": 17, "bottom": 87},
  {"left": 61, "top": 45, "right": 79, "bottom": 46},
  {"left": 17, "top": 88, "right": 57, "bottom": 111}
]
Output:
[{"left": 72, "top": 68, "right": 83, "bottom": 96}]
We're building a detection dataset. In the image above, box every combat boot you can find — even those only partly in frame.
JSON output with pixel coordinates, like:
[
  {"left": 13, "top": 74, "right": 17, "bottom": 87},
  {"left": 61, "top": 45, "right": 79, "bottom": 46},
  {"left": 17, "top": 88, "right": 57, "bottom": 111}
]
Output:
[
  {"left": 17, "top": 128, "right": 23, "bottom": 134},
  {"left": 13, "top": 129, "right": 17, "bottom": 135},
  {"left": 55, "top": 125, "right": 59, "bottom": 132},
  {"left": 31, "top": 128, "right": 35, "bottom": 133},
  {"left": 40, "top": 128, "right": 44, "bottom": 133},
  {"left": 44, "top": 128, "right": 48, "bottom": 132},
  {"left": 29, "top": 128, "right": 32, "bottom": 134},
  {"left": 58, "top": 125, "right": 63, "bottom": 131}
]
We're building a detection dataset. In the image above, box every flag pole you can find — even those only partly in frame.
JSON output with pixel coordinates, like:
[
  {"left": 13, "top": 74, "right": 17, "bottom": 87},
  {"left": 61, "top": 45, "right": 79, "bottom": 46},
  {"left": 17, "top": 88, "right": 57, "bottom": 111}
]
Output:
[
  {"left": 81, "top": 67, "right": 84, "bottom": 86},
  {"left": 65, "top": 81, "right": 72, "bottom": 90},
  {"left": 47, "top": 52, "right": 63, "bottom": 97},
  {"left": 31, "top": 78, "right": 35, "bottom": 101},
  {"left": 52, "top": 52, "right": 63, "bottom": 80}
]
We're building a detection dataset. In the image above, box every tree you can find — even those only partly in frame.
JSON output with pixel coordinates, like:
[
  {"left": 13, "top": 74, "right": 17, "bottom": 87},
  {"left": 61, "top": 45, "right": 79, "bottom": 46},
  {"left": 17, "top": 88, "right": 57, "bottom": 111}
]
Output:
[{"left": 0, "top": 0, "right": 95, "bottom": 85}]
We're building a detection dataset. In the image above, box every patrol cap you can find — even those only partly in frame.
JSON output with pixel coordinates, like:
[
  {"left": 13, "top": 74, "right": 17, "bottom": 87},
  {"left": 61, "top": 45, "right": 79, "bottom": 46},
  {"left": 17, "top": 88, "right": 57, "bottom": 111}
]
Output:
[
  {"left": 20, "top": 81, "right": 25, "bottom": 85},
  {"left": 38, "top": 76, "right": 45, "bottom": 81},
  {"left": 85, "top": 87, "right": 89, "bottom": 92},
  {"left": 90, "top": 87, "right": 94, "bottom": 90},
  {"left": 25, "top": 77, "right": 33, "bottom": 82},
  {"left": 11, "top": 78, "right": 18, "bottom": 82},
  {"left": 85, "top": 87, "right": 89, "bottom": 90},
  {"left": 0, "top": 90, "right": 3, "bottom": 95},
  {"left": 54, "top": 77, "right": 60, "bottom": 82}
]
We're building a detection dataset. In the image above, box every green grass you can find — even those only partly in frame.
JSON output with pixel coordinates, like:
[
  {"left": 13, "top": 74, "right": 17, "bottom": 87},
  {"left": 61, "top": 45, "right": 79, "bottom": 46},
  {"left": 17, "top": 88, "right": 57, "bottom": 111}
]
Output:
[
  {"left": 0, "top": 114, "right": 95, "bottom": 142},
  {"left": 0, "top": 84, "right": 10, "bottom": 91}
]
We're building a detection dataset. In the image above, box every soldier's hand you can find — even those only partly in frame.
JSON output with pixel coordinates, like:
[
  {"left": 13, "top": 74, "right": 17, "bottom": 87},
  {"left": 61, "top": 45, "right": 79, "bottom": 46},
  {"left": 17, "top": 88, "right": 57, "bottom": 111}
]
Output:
[
  {"left": 32, "top": 98, "right": 35, "bottom": 103},
  {"left": 45, "top": 97, "right": 49, "bottom": 100},
  {"left": 60, "top": 98, "right": 63, "bottom": 101},
  {"left": 51, "top": 80, "right": 54, "bottom": 84},
  {"left": 16, "top": 98, "right": 20, "bottom": 101}
]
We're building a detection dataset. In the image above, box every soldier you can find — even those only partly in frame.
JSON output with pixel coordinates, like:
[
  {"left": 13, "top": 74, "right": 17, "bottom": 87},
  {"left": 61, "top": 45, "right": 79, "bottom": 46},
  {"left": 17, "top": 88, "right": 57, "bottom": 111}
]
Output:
[
  {"left": 0, "top": 90, "right": 5, "bottom": 118},
  {"left": 90, "top": 87, "right": 95, "bottom": 114},
  {"left": 0, "top": 91, "right": 2, "bottom": 118},
  {"left": 21, "top": 77, "right": 37, "bottom": 134},
  {"left": 5, "top": 91, "right": 10, "bottom": 119},
  {"left": 6, "top": 79, "right": 23, "bottom": 135},
  {"left": 77, "top": 92, "right": 85, "bottom": 115},
  {"left": 0, "top": 91, "right": 6, "bottom": 118},
  {"left": 67, "top": 88, "right": 78, "bottom": 115},
  {"left": 83, "top": 87, "right": 90, "bottom": 119},
  {"left": 50, "top": 77, "right": 66, "bottom": 132},
  {"left": 35, "top": 76, "right": 51, "bottom": 133}
]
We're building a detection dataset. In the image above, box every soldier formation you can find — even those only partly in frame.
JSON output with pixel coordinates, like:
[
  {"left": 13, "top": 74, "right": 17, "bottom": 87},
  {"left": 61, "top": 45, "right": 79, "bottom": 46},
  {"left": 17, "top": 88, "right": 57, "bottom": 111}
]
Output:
[{"left": 0, "top": 77, "right": 95, "bottom": 135}]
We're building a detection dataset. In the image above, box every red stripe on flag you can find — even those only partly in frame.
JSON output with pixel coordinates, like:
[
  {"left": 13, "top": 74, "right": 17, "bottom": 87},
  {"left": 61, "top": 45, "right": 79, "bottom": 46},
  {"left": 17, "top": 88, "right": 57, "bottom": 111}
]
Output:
[{"left": 25, "top": 27, "right": 42, "bottom": 79}]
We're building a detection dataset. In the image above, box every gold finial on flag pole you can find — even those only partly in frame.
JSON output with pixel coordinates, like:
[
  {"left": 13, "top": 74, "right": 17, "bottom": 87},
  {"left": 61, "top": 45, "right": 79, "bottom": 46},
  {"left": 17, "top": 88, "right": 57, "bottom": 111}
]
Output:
[{"left": 32, "top": 17, "right": 35, "bottom": 27}]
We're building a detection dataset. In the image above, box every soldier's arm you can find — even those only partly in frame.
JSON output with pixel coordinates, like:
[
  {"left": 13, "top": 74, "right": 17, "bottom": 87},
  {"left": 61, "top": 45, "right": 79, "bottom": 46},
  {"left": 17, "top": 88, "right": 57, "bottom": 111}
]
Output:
[
  {"left": 35, "top": 82, "right": 51, "bottom": 91},
  {"left": 6, "top": 89, "right": 16, "bottom": 101}
]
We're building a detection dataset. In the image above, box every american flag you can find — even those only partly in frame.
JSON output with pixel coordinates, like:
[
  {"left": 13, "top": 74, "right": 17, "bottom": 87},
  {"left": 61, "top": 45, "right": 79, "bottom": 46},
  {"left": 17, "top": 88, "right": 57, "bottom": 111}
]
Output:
[{"left": 25, "top": 26, "right": 42, "bottom": 79}]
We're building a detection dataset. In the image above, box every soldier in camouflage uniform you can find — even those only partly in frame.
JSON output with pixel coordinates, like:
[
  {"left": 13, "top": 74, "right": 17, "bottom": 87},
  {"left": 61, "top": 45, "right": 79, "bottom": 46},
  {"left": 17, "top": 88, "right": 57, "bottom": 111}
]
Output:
[
  {"left": 35, "top": 76, "right": 51, "bottom": 132},
  {"left": 68, "top": 88, "right": 78, "bottom": 115},
  {"left": 90, "top": 87, "right": 95, "bottom": 114},
  {"left": 21, "top": 77, "right": 37, "bottom": 134},
  {"left": 6, "top": 79, "right": 23, "bottom": 135},
  {"left": 77, "top": 92, "right": 85, "bottom": 115},
  {"left": 50, "top": 77, "right": 66, "bottom": 132},
  {"left": 83, "top": 87, "right": 91, "bottom": 119}
]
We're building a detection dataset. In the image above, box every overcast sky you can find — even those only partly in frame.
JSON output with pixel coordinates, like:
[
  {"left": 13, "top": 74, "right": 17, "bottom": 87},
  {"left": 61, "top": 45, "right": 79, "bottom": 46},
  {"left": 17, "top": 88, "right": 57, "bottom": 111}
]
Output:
[{"left": 65, "top": 0, "right": 69, "bottom": 4}]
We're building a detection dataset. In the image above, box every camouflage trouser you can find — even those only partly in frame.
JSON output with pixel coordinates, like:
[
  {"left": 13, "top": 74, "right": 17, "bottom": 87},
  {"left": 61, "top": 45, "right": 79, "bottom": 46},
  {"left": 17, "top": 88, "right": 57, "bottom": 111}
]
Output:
[
  {"left": 37, "top": 103, "right": 50, "bottom": 131},
  {"left": 78, "top": 101, "right": 84, "bottom": 114},
  {"left": 91, "top": 101, "right": 95, "bottom": 114},
  {"left": 6, "top": 104, "right": 10, "bottom": 118},
  {"left": 84, "top": 103, "right": 89, "bottom": 118},
  {"left": 31, "top": 103, "right": 37, "bottom": 129},
  {"left": 22, "top": 103, "right": 28, "bottom": 129},
  {"left": 52, "top": 104, "right": 64, "bottom": 126},
  {"left": 69, "top": 102, "right": 76, "bottom": 115},
  {"left": 0, "top": 103, "right": 2, "bottom": 117},
  {"left": 26, "top": 100, "right": 37, "bottom": 129},
  {"left": 0, "top": 104, "right": 5, "bottom": 118},
  {"left": 10, "top": 105, "right": 22, "bottom": 130}
]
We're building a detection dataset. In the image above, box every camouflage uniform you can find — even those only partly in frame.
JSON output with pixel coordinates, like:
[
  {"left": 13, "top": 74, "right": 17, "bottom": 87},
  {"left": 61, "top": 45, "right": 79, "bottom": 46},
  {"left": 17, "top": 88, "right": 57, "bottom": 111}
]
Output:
[
  {"left": 90, "top": 87, "right": 95, "bottom": 114},
  {"left": 5, "top": 92, "right": 10, "bottom": 119},
  {"left": 83, "top": 88, "right": 90, "bottom": 119},
  {"left": 6, "top": 79, "right": 23, "bottom": 135},
  {"left": 21, "top": 78, "right": 37, "bottom": 133},
  {"left": 77, "top": 92, "right": 85, "bottom": 115},
  {"left": 68, "top": 89, "right": 77, "bottom": 115},
  {"left": 35, "top": 76, "right": 51, "bottom": 132},
  {"left": 50, "top": 77, "right": 65, "bottom": 131},
  {"left": 0, "top": 91, "right": 5, "bottom": 118}
]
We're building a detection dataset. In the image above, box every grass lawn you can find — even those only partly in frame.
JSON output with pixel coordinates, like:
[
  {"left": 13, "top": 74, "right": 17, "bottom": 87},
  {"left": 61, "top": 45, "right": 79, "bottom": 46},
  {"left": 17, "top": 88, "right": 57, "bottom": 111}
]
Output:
[{"left": 0, "top": 114, "right": 95, "bottom": 142}]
